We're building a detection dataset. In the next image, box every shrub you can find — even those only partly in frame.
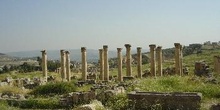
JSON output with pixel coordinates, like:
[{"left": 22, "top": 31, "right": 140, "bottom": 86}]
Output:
[
  {"left": 31, "top": 82, "right": 76, "bottom": 96},
  {"left": 19, "top": 98, "right": 61, "bottom": 109},
  {"left": 105, "top": 94, "right": 129, "bottom": 110}
]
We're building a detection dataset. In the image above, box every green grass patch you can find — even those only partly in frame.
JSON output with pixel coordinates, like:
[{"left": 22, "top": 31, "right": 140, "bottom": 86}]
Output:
[
  {"left": 30, "top": 81, "right": 76, "bottom": 96},
  {"left": 134, "top": 76, "right": 220, "bottom": 98}
]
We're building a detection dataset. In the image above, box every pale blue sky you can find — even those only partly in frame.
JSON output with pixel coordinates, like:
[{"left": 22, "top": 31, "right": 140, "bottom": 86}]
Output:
[{"left": 0, "top": 0, "right": 220, "bottom": 52}]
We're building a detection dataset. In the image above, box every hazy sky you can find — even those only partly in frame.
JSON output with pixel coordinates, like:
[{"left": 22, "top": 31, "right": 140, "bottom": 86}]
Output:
[{"left": 0, "top": 0, "right": 220, "bottom": 52}]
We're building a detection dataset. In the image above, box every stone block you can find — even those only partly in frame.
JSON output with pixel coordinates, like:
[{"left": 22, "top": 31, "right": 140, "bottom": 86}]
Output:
[{"left": 127, "top": 91, "right": 202, "bottom": 110}]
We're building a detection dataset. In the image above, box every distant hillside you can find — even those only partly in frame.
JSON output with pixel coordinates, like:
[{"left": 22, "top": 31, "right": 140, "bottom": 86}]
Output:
[
  {"left": 6, "top": 49, "right": 149, "bottom": 62},
  {"left": 0, "top": 53, "right": 5, "bottom": 55},
  {"left": 6, "top": 49, "right": 117, "bottom": 62}
]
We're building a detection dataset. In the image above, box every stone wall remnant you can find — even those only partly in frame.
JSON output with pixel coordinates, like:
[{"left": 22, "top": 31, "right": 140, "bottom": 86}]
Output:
[{"left": 128, "top": 91, "right": 202, "bottom": 110}]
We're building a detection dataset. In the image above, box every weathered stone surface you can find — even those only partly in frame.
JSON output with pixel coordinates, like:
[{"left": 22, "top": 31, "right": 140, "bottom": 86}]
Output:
[
  {"left": 81, "top": 47, "right": 87, "bottom": 81},
  {"left": 60, "top": 91, "right": 96, "bottom": 106},
  {"left": 73, "top": 100, "right": 104, "bottom": 110},
  {"left": 123, "top": 76, "right": 134, "bottom": 81},
  {"left": 125, "top": 44, "right": 132, "bottom": 77},
  {"left": 194, "top": 61, "right": 211, "bottom": 77},
  {"left": 128, "top": 91, "right": 202, "bottom": 110},
  {"left": 210, "top": 103, "right": 220, "bottom": 110},
  {"left": 214, "top": 56, "right": 220, "bottom": 74},
  {"left": 149, "top": 44, "right": 156, "bottom": 76}
]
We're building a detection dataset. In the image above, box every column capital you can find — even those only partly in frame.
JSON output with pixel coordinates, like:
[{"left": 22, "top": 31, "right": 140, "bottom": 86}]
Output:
[
  {"left": 137, "top": 47, "right": 142, "bottom": 50},
  {"left": 137, "top": 47, "right": 142, "bottom": 52},
  {"left": 103, "top": 45, "right": 108, "bottom": 48},
  {"left": 157, "top": 46, "right": 162, "bottom": 50},
  {"left": 81, "top": 47, "right": 86, "bottom": 52},
  {"left": 99, "top": 49, "right": 103, "bottom": 52},
  {"left": 124, "top": 44, "right": 131, "bottom": 48},
  {"left": 117, "top": 48, "right": 123, "bottom": 52},
  {"left": 41, "top": 50, "right": 46, "bottom": 54},
  {"left": 65, "top": 51, "right": 70, "bottom": 54},
  {"left": 149, "top": 44, "right": 156, "bottom": 48},
  {"left": 174, "top": 43, "right": 181, "bottom": 48},
  {"left": 60, "top": 49, "right": 65, "bottom": 52}
]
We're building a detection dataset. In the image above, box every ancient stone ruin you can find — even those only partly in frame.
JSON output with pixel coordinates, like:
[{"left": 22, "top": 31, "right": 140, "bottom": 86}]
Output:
[
  {"left": 214, "top": 56, "right": 220, "bottom": 74},
  {"left": 128, "top": 91, "right": 202, "bottom": 110},
  {"left": 194, "top": 61, "right": 211, "bottom": 77}
]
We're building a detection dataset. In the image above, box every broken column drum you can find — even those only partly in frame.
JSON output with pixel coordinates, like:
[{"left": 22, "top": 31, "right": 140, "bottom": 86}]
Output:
[
  {"left": 149, "top": 44, "right": 156, "bottom": 76},
  {"left": 60, "top": 50, "right": 66, "bottom": 81},
  {"left": 137, "top": 47, "right": 142, "bottom": 78},
  {"left": 125, "top": 44, "right": 132, "bottom": 77},
  {"left": 214, "top": 56, "right": 220, "bottom": 74},
  {"left": 117, "top": 48, "right": 123, "bottom": 82},
  {"left": 103, "top": 45, "right": 109, "bottom": 81},
  {"left": 156, "top": 46, "right": 163, "bottom": 76},
  {"left": 81, "top": 47, "right": 87, "bottom": 81},
  {"left": 66, "top": 51, "right": 71, "bottom": 81},
  {"left": 41, "top": 50, "right": 47, "bottom": 82},
  {"left": 174, "top": 43, "right": 181, "bottom": 75},
  {"left": 99, "top": 49, "right": 104, "bottom": 81}
]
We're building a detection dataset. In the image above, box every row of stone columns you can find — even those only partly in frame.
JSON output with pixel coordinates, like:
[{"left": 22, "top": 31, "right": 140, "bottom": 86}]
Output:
[{"left": 42, "top": 43, "right": 182, "bottom": 83}]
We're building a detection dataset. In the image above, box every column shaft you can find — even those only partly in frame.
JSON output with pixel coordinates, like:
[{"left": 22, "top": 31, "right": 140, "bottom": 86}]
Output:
[
  {"left": 66, "top": 51, "right": 71, "bottom": 81},
  {"left": 125, "top": 44, "right": 132, "bottom": 76},
  {"left": 99, "top": 49, "right": 104, "bottom": 80},
  {"left": 137, "top": 47, "right": 142, "bottom": 78},
  {"left": 180, "top": 45, "right": 183, "bottom": 76},
  {"left": 174, "top": 43, "right": 181, "bottom": 75},
  {"left": 41, "top": 50, "right": 47, "bottom": 82},
  {"left": 156, "top": 46, "right": 163, "bottom": 76},
  {"left": 81, "top": 47, "right": 87, "bottom": 81},
  {"left": 60, "top": 50, "right": 66, "bottom": 81},
  {"left": 103, "top": 45, "right": 109, "bottom": 81},
  {"left": 117, "top": 48, "right": 123, "bottom": 82},
  {"left": 149, "top": 44, "right": 156, "bottom": 77}
]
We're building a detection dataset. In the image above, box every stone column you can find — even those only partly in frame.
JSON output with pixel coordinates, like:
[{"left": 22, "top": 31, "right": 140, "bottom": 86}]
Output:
[
  {"left": 103, "top": 45, "right": 109, "bottom": 81},
  {"left": 174, "top": 43, "right": 181, "bottom": 75},
  {"left": 149, "top": 44, "right": 156, "bottom": 77},
  {"left": 81, "top": 47, "right": 87, "bottom": 81},
  {"left": 214, "top": 56, "right": 220, "bottom": 74},
  {"left": 180, "top": 45, "right": 183, "bottom": 76},
  {"left": 117, "top": 48, "right": 123, "bottom": 82},
  {"left": 41, "top": 50, "right": 47, "bottom": 82},
  {"left": 156, "top": 46, "right": 163, "bottom": 76},
  {"left": 60, "top": 50, "right": 66, "bottom": 81},
  {"left": 65, "top": 51, "right": 71, "bottom": 81},
  {"left": 125, "top": 44, "right": 132, "bottom": 77},
  {"left": 137, "top": 47, "right": 142, "bottom": 78},
  {"left": 99, "top": 49, "right": 104, "bottom": 81}
]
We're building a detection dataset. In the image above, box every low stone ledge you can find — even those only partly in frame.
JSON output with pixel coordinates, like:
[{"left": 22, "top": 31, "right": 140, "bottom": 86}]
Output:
[{"left": 127, "top": 91, "right": 202, "bottom": 110}]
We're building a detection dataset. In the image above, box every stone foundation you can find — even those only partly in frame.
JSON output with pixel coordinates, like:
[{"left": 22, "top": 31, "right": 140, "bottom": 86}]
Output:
[{"left": 127, "top": 91, "right": 202, "bottom": 110}]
